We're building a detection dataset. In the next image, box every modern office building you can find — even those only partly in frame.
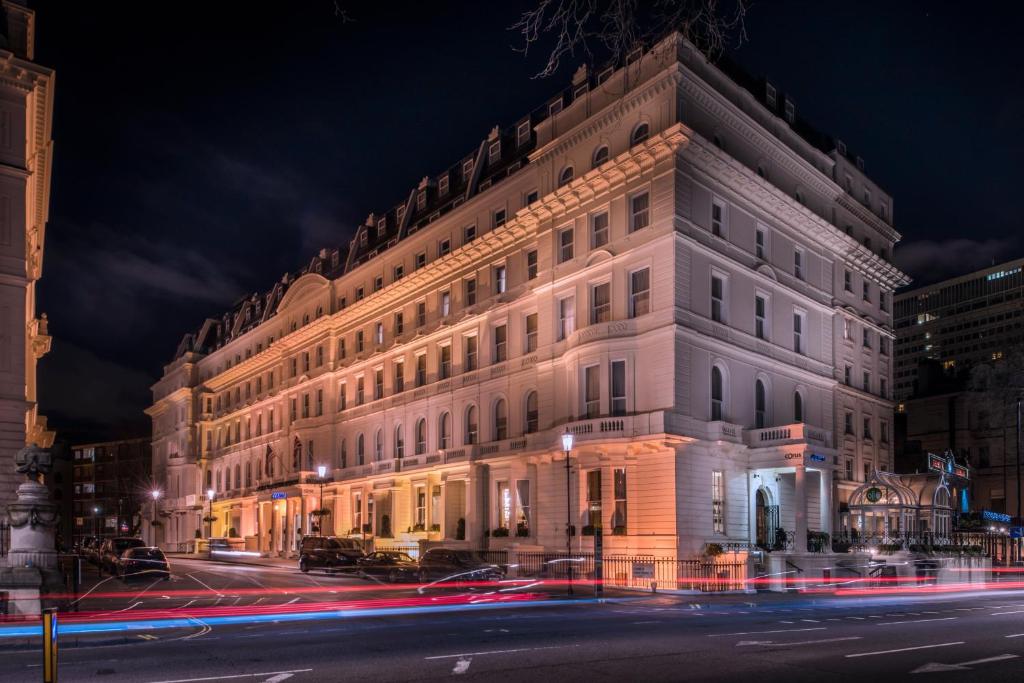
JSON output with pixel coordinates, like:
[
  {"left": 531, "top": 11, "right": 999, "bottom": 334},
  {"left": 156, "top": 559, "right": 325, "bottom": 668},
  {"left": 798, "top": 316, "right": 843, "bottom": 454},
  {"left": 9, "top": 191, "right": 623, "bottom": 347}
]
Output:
[
  {"left": 148, "top": 34, "right": 906, "bottom": 565},
  {"left": 893, "top": 257, "right": 1024, "bottom": 402},
  {"left": 0, "top": 1, "right": 55, "bottom": 513},
  {"left": 71, "top": 438, "right": 152, "bottom": 546}
]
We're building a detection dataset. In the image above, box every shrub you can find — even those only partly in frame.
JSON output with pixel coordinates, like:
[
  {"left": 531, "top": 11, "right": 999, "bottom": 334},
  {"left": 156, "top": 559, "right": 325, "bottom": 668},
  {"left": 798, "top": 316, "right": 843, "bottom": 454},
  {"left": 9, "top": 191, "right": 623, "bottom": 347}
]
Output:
[
  {"left": 831, "top": 540, "right": 851, "bottom": 553},
  {"left": 362, "top": 523, "right": 372, "bottom": 534},
  {"left": 412, "top": 523, "right": 425, "bottom": 532},
  {"left": 704, "top": 543, "right": 724, "bottom": 557},
  {"left": 492, "top": 526, "right": 510, "bottom": 537},
  {"left": 430, "top": 523, "right": 440, "bottom": 532},
  {"left": 228, "top": 527, "right": 238, "bottom": 538},
  {"left": 516, "top": 522, "right": 530, "bottom": 537}
]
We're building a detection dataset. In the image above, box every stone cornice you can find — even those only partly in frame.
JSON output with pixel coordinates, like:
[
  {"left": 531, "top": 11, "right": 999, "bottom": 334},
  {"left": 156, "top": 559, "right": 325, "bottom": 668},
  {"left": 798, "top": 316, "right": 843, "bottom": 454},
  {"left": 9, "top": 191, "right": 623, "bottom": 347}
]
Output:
[
  {"left": 837, "top": 193, "right": 901, "bottom": 243},
  {"left": 145, "top": 386, "right": 192, "bottom": 416}
]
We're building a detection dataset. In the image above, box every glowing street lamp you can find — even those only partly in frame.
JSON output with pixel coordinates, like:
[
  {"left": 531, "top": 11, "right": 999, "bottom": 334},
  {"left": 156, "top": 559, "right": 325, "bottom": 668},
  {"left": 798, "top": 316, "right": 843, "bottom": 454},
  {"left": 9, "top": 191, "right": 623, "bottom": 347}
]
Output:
[
  {"left": 150, "top": 489, "right": 162, "bottom": 547},
  {"left": 206, "top": 488, "right": 215, "bottom": 541},
  {"left": 316, "top": 465, "right": 328, "bottom": 536},
  {"left": 562, "top": 430, "right": 575, "bottom": 596}
]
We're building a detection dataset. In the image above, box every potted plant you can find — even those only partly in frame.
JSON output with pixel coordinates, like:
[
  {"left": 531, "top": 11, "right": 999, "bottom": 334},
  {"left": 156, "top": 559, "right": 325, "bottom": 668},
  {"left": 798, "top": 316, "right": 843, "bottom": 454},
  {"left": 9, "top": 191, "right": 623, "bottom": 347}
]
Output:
[
  {"left": 430, "top": 523, "right": 440, "bottom": 532},
  {"left": 150, "top": 520, "right": 163, "bottom": 528},
  {"left": 228, "top": 527, "right": 238, "bottom": 538},
  {"left": 456, "top": 517, "right": 466, "bottom": 540},
  {"left": 194, "top": 529, "right": 202, "bottom": 539},
  {"left": 703, "top": 543, "right": 724, "bottom": 558},
  {"left": 310, "top": 508, "right": 331, "bottom": 518},
  {"left": 412, "top": 523, "right": 426, "bottom": 532},
  {"left": 516, "top": 521, "right": 530, "bottom": 537},
  {"left": 202, "top": 515, "right": 217, "bottom": 524},
  {"left": 492, "top": 526, "right": 510, "bottom": 537},
  {"left": 362, "top": 523, "right": 372, "bottom": 534}
]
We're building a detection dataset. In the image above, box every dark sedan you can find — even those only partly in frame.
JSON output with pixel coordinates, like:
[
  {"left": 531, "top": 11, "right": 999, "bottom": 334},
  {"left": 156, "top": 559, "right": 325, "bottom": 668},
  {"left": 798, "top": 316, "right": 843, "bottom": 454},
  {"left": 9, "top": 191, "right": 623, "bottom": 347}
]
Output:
[
  {"left": 417, "top": 548, "right": 504, "bottom": 583},
  {"left": 116, "top": 546, "right": 171, "bottom": 580},
  {"left": 356, "top": 551, "right": 419, "bottom": 583}
]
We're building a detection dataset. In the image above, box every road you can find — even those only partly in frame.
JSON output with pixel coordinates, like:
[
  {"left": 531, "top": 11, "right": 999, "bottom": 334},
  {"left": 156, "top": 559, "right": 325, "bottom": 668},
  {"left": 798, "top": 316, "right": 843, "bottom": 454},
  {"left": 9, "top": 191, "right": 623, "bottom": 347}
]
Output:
[{"left": 4, "top": 558, "right": 1024, "bottom": 682}]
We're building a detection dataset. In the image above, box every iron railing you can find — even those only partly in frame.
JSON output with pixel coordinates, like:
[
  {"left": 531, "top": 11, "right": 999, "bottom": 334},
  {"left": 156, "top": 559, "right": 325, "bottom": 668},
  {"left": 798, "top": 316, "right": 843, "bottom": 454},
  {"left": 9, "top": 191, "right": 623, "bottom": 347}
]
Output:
[
  {"left": 0, "top": 520, "right": 8, "bottom": 557},
  {"left": 511, "top": 551, "right": 746, "bottom": 592}
]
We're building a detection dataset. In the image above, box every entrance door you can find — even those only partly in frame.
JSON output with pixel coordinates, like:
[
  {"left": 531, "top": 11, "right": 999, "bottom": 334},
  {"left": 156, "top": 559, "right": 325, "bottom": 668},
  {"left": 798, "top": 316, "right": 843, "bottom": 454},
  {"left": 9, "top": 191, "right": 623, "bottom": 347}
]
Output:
[{"left": 755, "top": 489, "right": 779, "bottom": 548}]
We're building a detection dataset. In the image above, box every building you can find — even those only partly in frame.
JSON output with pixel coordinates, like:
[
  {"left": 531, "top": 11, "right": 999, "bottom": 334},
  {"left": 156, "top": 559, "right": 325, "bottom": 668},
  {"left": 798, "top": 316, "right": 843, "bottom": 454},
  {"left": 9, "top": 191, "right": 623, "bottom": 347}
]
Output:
[
  {"left": 71, "top": 438, "right": 152, "bottom": 546},
  {"left": 893, "top": 256, "right": 1024, "bottom": 402},
  {"left": 0, "top": 1, "right": 56, "bottom": 514},
  {"left": 148, "top": 34, "right": 906, "bottom": 565}
]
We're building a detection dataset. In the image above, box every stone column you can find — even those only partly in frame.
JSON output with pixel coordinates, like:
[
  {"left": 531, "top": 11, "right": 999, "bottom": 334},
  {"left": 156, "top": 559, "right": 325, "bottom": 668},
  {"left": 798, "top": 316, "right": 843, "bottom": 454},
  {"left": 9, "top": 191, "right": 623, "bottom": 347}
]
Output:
[
  {"left": 793, "top": 466, "right": 808, "bottom": 553},
  {"left": 819, "top": 468, "right": 833, "bottom": 539},
  {"left": 6, "top": 445, "right": 60, "bottom": 570}
]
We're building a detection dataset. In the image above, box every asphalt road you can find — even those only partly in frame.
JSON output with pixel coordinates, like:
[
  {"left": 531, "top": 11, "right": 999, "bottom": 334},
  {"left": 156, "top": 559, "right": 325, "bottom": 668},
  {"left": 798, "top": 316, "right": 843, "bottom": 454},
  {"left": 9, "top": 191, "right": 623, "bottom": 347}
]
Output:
[{"left": 4, "top": 558, "right": 1024, "bottom": 682}]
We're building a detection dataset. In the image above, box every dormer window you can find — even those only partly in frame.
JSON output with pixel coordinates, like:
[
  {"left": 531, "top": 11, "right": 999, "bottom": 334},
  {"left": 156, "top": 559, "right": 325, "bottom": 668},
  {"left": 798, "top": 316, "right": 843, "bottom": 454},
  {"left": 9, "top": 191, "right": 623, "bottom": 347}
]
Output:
[
  {"left": 765, "top": 82, "right": 777, "bottom": 108},
  {"left": 631, "top": 123, "right": 650, "bottom": 146},
  {"left": 396, "top": 205, "right": 405, "bottom": 225},
  {"left": 488, "top": 141, "right": 501, "bottom": 165},
  {"left": 376, "top": 217, "right": 387, "bottom": 237},
  {"left": 558, "top": 166, "right": 574, "bottom": 188},
  {"left": 548, "top": 97, "right": 563, "bottom": 116},
  {"left": 438, "top": 175, "right": 449, "bottom": 196},
  {"left": 416, "top": 190, "right": 427, "bottom": 211},
  {"left": 784, "top": 99, "right": 795, "bottom": 123},
  {"left": 836, "top": 139, "right": 847, "bottom": 156},
  {"left": 516, "top": 120, "right": 531, "bottom": 147},
  {"left": 592, "top": 145, "right": 609, "bottom": 168},
  {"left": 461, "top": 158, "right": 474, "bottom": 182},
  {"left": 359, "top": 229, "right": 368, "bottom": 247}
]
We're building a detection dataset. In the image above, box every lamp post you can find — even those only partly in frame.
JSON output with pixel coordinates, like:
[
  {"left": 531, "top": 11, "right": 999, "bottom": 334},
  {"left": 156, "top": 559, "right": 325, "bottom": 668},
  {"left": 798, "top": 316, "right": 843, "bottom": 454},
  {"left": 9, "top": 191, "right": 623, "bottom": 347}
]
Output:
[
  {"left": 93, "top": 506, "right": 100, "bottom": 538},
  {"left": 150, "top": 489, "right": 161, "bottom": 547},
  {"left": 561, "top": 430, "right": 575, "bottom": 596},
  {"left": 206, "top": 488, "right": 215, "bottom": 541},
  {"left": 317, "top": 465, "right": 327, "bottom": 537}
]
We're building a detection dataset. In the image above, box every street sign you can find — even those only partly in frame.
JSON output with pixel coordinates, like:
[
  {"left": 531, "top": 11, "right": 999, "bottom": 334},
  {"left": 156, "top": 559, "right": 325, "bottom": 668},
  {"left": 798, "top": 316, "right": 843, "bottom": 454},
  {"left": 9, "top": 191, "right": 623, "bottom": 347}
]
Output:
[{"left": 633, "top": 562, "right": 655, "bottom": 579}]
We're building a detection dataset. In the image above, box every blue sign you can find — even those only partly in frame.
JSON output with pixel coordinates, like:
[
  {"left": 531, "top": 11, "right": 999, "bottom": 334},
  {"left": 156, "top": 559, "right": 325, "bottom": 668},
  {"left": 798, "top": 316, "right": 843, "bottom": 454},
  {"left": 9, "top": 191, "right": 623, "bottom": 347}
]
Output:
[
  {"left": 808, "top": 454, "right": 826, "bottom": 463},
  {"left": 982, "top": 509, "right": 1011, "bottom": 523},
  {"left": 1011, "top": 527, "right": 1024, "bottom": 539},
  {"left": 271, "top": 492, "right": 286, "bottom": 500}
]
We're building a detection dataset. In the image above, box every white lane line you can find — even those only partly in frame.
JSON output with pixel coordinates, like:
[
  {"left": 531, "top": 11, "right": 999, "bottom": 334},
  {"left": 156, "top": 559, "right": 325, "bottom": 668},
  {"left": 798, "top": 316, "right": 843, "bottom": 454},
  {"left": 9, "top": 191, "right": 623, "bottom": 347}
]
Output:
[
  {"left": 1005, "top": 633, "right": 1024, "bottom": 638},
  {"left": 847, "top": 617, "right": 865, "bottom": 620},
  {"left": 186, "top": 573, "right": 224, "bottom": 597},
  {"left": 779, "top": 620, "right": 795, "bottom": 624},
  {"left": 739, "top": 636, "right": 862, "bottom": 647},
  {"left": 876, "top": 617, "right": 956, "bottom": 626},
  {"left": 991, "top": 610, "right": 1024, "bottom": 616},
  {"left": 846, "top": 642, "right": 964, "bottom": 659},
  {"left": 452, "top": 658, "right": 472, "bottom": 675},
  {"left": 709, "top": 627, "right": 826, "bottom": 638},
  {"left": 426, "top": 645, "right": 577, "bottom": 660},
  {"left": 632, "top": 621, "right": 661, "bottom": 624},
  {"left": 145, "top": 669, "right": 313, "bottom": 683},
  {"left": 801, "top": 619, "right": 820, "bottom": 623}
]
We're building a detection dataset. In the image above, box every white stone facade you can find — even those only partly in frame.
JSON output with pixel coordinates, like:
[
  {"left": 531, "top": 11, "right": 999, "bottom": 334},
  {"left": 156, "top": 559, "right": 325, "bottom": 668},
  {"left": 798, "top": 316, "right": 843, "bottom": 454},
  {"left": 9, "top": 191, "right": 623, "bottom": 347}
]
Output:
[{"left": 148, "top": 35, "right": 907, "bottom": 560}]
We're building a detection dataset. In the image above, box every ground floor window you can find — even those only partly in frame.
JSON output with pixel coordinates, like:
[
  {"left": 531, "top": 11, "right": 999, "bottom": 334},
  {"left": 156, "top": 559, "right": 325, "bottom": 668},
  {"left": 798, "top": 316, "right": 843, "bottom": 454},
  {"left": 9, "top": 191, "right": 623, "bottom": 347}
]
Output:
[
  {"left": 516, "top": 480, "right": 530, "bottom": 536},
  {"left": 587, "top": 470, "right": 602, "bottom": 531},
  {"left": 497, "top": 481, "right": 512, "bottom": 530},
  {"left": 415, "top": 486, "right": 426, "bottom": 529},
  {"left": 612, "top": 468, "right": 627, "bottom": 533},
  {"left": 712, "top": 471, "right": 725, "bottom": 534}
]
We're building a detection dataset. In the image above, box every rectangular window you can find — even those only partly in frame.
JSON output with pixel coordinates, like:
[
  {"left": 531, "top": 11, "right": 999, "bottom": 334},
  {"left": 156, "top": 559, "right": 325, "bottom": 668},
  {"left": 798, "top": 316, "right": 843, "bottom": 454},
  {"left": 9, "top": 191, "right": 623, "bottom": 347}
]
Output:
[
  {"left": 844, "top": 270, "right": 852, "bottom": 292},
  {"left": 493, "top": 208, "right": 506, "bottom": 229},
  {"left": 863, "top": 370, "right": 870, "bottom": 393},
  {"left": 356, "top": 330, "right": 364, "bottom": 353},
  {"left": 755, "top": 294, "right": 767, "bottom": 340},
  {"left": 462, "top": 158, "right": 473, "bottom": 181},
  {"left": 863, "top": 416, "right": 872, "bottom": 440},
  {"left": 843, "top": 318, "right": 852, "bottom": 341},
  {"left": 339, "top": 383, "right": 347, "bottom": 411},
  {"left": 525, "top": 189, "right": 539, "bottom": 205},
  {"left": 464, "top": 335, "right": 478, "bottom": 371},
  {"left": 393, "top": 361, "right": 404, "bottom": 393},
  {"left": 353, "top": 493, "right": 362, "bottom": 534},
  {"left": 316, "top": 389, "right": 323, "bottom": 416},
  {"left": 526, "top": 249, "right": 538, "bottom": 280},
  {"left": 415, "top": 354, "right": 427, "bottom": 387},
  {"left": 879, "top": 291, "right": 888, "bottom": 312},
  {"left": 356, "top": 377, "right": 365, "bottom": 405},
  {"left": 302, "top": 393, "right": 310, "bottom": 418},
  {"left": 863, "top": 461, "right": 872, "bottom": 482},
  {"left": 374, "top": 368, "right": 384, "bottom": 400},
  {"left": 488, "top": 141, "right": 501, "bottom": 165},
  {"left": 438, "top": 175, "right": 449, "bottom": 197},
  {"left": 373, "top": 275, "right": 383, "bottom": 292},
  {"left": 587, "top": 470, "right": 602, "bottom": 530},
  {"left": 416, "top": 487, "right": 427, "bottom": 527},
  {"left": 394, "top": 312, "right": 404, "bottom": 336},
  {"left": 845, "top": 458, "right": 853, "bottom": 481},
  {"left": 629, "top": 268, "right": 650, "bottom": 318},
  {"left": 844, "top": 364, "right": 852, "bottom": 386},
  {"left": 880, "top": 378, "right": 888, "bottom": 399},
  {"left": 755, "top": 227, "right": 766, "bottom": 259},
  {"left": 416, "top": 301, "right": 426, "bottom": 327},
  {"left": 793, "top": 310, "right": 806, "bottom": 354},
  {"left": 711, "top": 199, "right": 725, "bottom": 237},
  {"left": 584, "top": 364, "right": 600, "bottom": 418},
  {"left": 493, "top": 324, "right": 507, "bottom": 363},
  {"left": 711, "top": 471, "right": 725, "bottom": 534},
  {"left": 591, "top": 211, "right": 609, "bottom": 248},
  {"left": 863, "top": 281, "right": 870, "bottom": 302},
  {"left": 415, "top": 252, "right": 426, "bottom": 270},
  {"left": 439, "top": 345, "right": 452, "bottom": 379},
  {"left": 494, "top": 265, "right": 507, "bottom": 294},
  {"left": 496, "top": 481, "right": 511, "bottom": 529},
  {"left": 440, "top": 291, "right": 451, "bottom": 317},
  {"left": 375, "top": 322, "right": 384, "bottom": 345},
  {"left": 612, "top": 468, "right": 627, "bottom": 532},
  {"left": 464, "top": 224, "right": 476, "bottom": 243},
  {"left": 338, "top": 338, "right": 346, "bottom": 360},
  {"left": 355, "top": 286, "right": 364, "bottom": 301},
  {"left": 844, "top": 411, "right": 854, "bottom": 435},
  {"left": 558, "top": 296, "right": 576, "bottom": 341},
  {"left": 610, "top": 360, "right": 626, "bottom": 416},
  {"left": 794, "top": 249, "right": 804, "bottom": 281},
  {"left": 302, "top": 352, "right": 310, "bottom": 373},
  {"left": 881, "top": 420, "right": 890, "bottom": 443},
  {"left": 591, "top": 282, "right": 611, "bottom": 324},
  {"left": 630, "top": 192, "right": 650, "bottom": 232},
  {"left": 516, "top": 480, "right": 530, "bottom": 534},
  {"left": 862, "top": 328, "right": 871, "bottom": 349},
  {"left": 711, "top": 275, "right": 725, "bottom": 323},
  {"left": 465, "top": 278, "right": 477, "bottom": 306},
  {"left": 438, "top": 238, "right": 451, "bottom": 257},
  {"left": 559, "top": 227, "right": 574, "bottom": 263},
  {"left": 516, "top": 120, "right": 531, "bottom": 146},
  {"left": 525, "top": 313, "right": 538, "bottom": 353}
]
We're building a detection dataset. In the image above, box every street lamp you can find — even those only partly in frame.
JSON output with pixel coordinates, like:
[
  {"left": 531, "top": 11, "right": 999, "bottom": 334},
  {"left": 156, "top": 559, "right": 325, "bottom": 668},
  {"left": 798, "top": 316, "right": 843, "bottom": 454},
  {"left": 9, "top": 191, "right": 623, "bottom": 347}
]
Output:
[
  {"left": 317, "top": 465, "right": 327, "bottom": 537},
  {"left": 93, "top": 506, "right": 100, "bottom": 538},
  {"left": 206, "top": 488, "right": 215, "bottom": 541},
  {"left": 561, "top": 430, "right": 575, "bottom": 596},
  {"left": 150, "top": 489, "right": 161, "bottom": 547}
]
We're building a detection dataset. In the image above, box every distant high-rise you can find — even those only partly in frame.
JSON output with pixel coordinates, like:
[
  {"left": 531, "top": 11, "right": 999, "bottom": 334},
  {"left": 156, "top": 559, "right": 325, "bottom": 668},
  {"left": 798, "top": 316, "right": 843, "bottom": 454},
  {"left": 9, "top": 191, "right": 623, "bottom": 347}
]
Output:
[{"left": 0, "top": 1, "right": 56, "bottom": 514}]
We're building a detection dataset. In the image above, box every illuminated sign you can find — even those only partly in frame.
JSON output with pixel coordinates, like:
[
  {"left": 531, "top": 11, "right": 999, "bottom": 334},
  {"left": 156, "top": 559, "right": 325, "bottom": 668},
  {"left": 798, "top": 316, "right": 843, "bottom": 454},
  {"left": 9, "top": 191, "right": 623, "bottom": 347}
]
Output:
[
  {"left": 928, "top": 455, "right": 945, "bottom": 472},
  {"left": 808, "top": 454, "right": 826, "bottom": 463},
  {"left": 865, "top": 487, "right": 883, "bottom": 503},
  {"left": 952, "top": 465, "right": 969, "bottom": 480},
  {"left": 271, "top": 492, "right": 286, "bottom": 500},
  {"left": 982, "top": 509, "right": 1011, "bottom": 523}
]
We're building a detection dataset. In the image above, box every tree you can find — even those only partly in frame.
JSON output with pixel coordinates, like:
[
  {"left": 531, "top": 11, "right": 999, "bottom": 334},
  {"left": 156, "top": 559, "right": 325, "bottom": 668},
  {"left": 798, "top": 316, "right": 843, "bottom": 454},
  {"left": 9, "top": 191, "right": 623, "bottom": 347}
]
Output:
[
  {"left": 969, "top": 349, "right": 1024, "bottom": 519},
  {"left": 511, "top": 0, "right": 749, "bottom": 78}
]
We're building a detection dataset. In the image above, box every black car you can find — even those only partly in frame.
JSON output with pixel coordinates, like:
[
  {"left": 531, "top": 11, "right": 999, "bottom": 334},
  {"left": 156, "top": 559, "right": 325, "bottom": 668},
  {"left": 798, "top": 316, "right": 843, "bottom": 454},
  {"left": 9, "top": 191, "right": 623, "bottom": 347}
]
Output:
[
  {"left": 98, "top": 537, "right": 146, "bottom": 574},
  {"left": 356, "top": 551, "right": 419, "bottom": 583},
  {"left": 116, "top": 546, "right": 171, "bottom": 580},
  {"left": 417, "top": 548, "right": 504, "bottom": 583},
  {"left": 298, "top": 536, "right": 364, "bottom": 573}
]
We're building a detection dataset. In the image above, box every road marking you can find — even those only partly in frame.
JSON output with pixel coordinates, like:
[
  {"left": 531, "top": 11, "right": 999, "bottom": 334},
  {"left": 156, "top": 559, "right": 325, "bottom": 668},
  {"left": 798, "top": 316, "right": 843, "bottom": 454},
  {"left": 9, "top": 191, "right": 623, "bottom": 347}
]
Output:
[
  {"left": 709, "top": 627, "right": 826, "bottom": 638},
  {"left": 876, "top": 617, "right": 956, "bottom": 626},
  {"left": 452, "top": 658, "right": 472, "bottom": 675},
  {"left": 187, "top": 573, "right": 224, "bottom": 597},
  {"left": 991, "top": 610, "right": 1024, "bottom": 616},
  {"left": 779, "top": 620, "right": 795, "bottom": 624},
  {"left": 738, "top": 636, "right": 861, "bottom": 647},
  {"left": 910, "top": 654, "right": 1018, "bottom": 674},
  {"left": 264, "top": 675, "right": 295, "bottom": 683},
  {"left": 145, "top": 670, "right": 313, "bottom": 683},
  {"left": 426, "top": 645, "right": 577, "bottom": 660},
  {"left": 846, "top": 642, "right": 964, "bottom": 659},
  {"left": 847, "top": 617, "right": 865, "bottom": 620},
  {"left": 1004, "top": 633, "right": 1024, "bottom": 638},
  {"left": 137, "top": 634, "right": 158, "bottom": 641},
  {"left": 801, "top": 619, "right": 820, "bottom": 623}
]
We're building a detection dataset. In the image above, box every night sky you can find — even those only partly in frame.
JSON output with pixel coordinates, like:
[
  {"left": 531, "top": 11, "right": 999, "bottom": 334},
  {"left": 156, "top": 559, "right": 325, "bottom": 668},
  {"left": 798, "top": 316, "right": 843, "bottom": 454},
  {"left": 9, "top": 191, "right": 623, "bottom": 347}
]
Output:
[{"left": 31, "top": 1, "right": 1024, "bottom": 443}]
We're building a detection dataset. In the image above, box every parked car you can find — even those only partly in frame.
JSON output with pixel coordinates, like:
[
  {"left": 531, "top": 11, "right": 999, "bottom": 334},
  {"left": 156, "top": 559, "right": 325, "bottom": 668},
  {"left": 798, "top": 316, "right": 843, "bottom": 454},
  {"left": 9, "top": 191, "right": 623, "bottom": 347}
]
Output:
[
  {"left": 298, "top": 536, "right": 364, "bottom": 573},
  {"left": 80, "top": 537, "right": 102, "bottom": 565},
  {"left": 116, "top": 546, "right": 171, "bottom": 581},
  {"left": 417, "top": 548, "right": 504, "bottom": 583},
  {"left": 98, "top": 537, "right": 146, "bottom": 574},
  {"left": 356, "top": 551, "right": 419, "bottom": 583}
]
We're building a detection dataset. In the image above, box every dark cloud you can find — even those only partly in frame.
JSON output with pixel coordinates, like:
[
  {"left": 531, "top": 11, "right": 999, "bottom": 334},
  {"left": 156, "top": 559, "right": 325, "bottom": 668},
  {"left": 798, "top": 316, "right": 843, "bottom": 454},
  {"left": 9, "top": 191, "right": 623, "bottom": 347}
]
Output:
[{"left": 895, "top": 238, "right": 1020, "bottom": 287}]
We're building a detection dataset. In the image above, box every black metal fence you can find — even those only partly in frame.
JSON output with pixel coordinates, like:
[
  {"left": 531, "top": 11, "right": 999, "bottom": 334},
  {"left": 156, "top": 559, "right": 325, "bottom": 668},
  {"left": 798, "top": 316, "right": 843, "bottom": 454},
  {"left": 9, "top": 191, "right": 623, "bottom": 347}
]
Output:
[{"left": 0, "top": 520, "right": 8, "bottom": 557}]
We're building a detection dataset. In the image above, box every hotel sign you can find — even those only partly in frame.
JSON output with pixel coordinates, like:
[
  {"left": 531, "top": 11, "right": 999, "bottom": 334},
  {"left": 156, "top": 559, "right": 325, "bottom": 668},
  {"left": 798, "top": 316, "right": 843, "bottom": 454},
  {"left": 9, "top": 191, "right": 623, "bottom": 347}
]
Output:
[{"left": 271, "top": 492, "right": 287, "bottom": 500}]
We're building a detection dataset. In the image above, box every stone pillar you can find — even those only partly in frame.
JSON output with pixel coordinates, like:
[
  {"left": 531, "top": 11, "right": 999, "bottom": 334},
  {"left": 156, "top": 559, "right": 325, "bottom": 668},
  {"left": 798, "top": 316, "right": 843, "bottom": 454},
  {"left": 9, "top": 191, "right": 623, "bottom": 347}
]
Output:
[
  {"left": 793, "top": 466, "right": 808, "bottom": 553},
  {"left": 6, "top": 445, "right": 60, "bottom": 570},
  {"left": 819, "top": 468, "right": 833, "bottom": 540}
]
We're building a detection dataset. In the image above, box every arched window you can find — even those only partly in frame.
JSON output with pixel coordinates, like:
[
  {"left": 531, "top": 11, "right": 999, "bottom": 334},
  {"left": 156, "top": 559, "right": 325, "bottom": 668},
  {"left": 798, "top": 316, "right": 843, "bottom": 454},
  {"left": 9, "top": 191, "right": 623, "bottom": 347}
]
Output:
[
  {"left": 374, "top": 429, "right": 383, "bottom": 461},
  {"left": 292, "top": 438, "right": 302, "bottom": 470},
  {"left": 592, "top": 145, "right": 609, "bottom": 168},
  {"left": 558, "top": 166, "right": 574, "bottom": 188},
  {"left": 438, "top": 412, "right": 452, "bottom": 449},
  {"left": 465, "top": 405, "right": 478, "bottom": 445},
  {"left": 339, "top": 438, "right": 347, "bottom": 469},
  {"left": 631, "top": 122, "right": 650, "bottom": 146},
  {"left": 415, "top": 418, "right": 427, "bottom": 455},
  {"left": 394, "top": 425, "right": 404, "bottom": 459},
  {"left": 711, "top": 366, "right": 724, "bottom": 421},
  {"left": 494, "top": 399, "right": 508, "bottom": 440},
  {"left": 794, "top": 391, "right": 804, "bottom": 423},
  {"left": 524, "top": 391, "right": 539, "bottom": 434},
  {"left": 755, "top": 379, "right": 767, "bottom": 429},
  {"left": 356, "top": 433, "right": 365, "bottom": 466}
]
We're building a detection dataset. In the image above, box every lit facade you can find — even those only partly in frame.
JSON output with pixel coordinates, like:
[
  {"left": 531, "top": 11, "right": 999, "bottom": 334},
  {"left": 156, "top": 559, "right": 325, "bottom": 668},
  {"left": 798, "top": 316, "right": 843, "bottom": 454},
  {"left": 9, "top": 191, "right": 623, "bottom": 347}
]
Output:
[
  {"left": 0, "top": 2, "right": 55, "bottom": 514},
  {"left": 148, "top": 35, "right": 907, "bottom": 561}
]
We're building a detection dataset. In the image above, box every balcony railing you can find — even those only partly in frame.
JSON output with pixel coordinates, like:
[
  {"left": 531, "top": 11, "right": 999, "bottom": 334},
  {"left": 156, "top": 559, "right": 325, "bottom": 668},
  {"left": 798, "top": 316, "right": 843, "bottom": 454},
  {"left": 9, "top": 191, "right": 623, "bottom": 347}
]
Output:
[{"left": 744, "top": 423, "right": 832, "bottom": 448}]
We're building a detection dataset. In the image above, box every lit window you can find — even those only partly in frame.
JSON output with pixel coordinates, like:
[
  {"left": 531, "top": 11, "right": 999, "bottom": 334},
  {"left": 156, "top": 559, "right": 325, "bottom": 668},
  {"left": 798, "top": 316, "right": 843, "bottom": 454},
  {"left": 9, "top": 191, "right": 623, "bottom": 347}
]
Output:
[
  {"left": 559, "top": 226, "right": 574, "bottom": 263},
  {"left": 711, "top": 471, "right": 725, "bottom": 534},
  {"left": 629, "top": 192, "right": 650, "bottom": 232},
  {"left": 629, "top": 269, "right": 651, "bottom": 318},
  {"left": 591, "top": 211, "right": 609, "bottom": 248}
]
